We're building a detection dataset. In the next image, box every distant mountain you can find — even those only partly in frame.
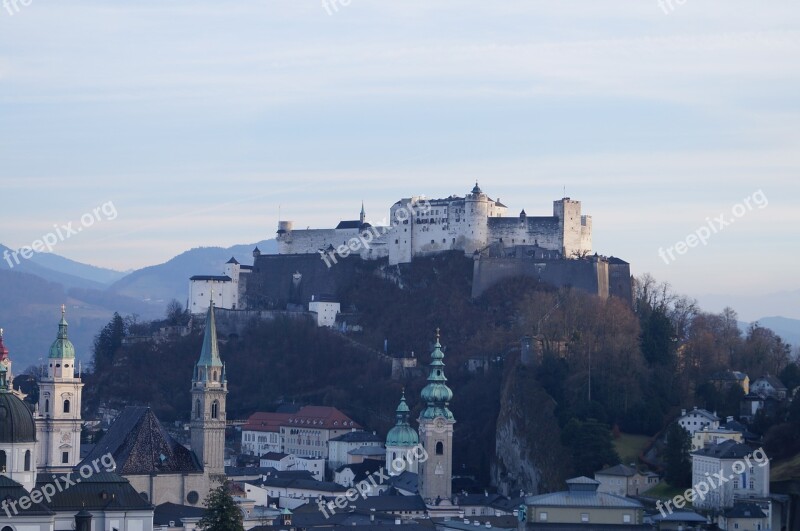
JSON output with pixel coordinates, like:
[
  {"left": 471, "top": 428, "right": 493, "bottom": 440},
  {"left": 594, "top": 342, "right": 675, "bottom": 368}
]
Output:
[
  {"left": 0, "top": 240, "right": 276, "bottom": 369},
  {"left": 28, "top": 251, "right": 126, "bottom": 285},
  {"left": 108, "top": 240, "right": 277, "bottom": 306},
  {"left": 750, "top": 317, "right": 800, "bottom": 348},
  {"left": 0, "top": 244, "right": 107, "bottom": 291},
  {"left": 698, "top": 289, "right": 800, "bottom": 322}
]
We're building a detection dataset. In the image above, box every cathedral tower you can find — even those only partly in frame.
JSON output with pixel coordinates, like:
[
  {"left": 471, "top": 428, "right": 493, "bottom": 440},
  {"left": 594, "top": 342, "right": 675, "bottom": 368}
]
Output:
[
  {"left": 418, "top": 330, "right": 455, "bottom": 505},
  {"left": 35, "top": 306, "right": 84, "bottom": 473},
  {"left": 190, "top": 301, "right": 227, "bottom": 478}
]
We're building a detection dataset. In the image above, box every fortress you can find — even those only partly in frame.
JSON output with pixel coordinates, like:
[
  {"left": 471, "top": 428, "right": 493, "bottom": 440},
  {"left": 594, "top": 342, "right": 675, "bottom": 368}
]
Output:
[
  {"left": 191, "top": 183, "right": 630, "bottom": 311},
  {"left": 277, "top": 182, "right": 593, "bottom": 265}
]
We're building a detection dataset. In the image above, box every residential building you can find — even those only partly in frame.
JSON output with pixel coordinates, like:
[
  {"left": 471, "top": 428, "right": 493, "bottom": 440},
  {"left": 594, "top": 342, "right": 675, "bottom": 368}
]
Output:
[
  {"left": 328, "top": 430, "right": 384, "bottom": 471},
  {"left": 281, "top": 406, "right": 361, "bottom": 458},
  {"left": 594, "top": 464, "right": 659, "bottom": 496},
  {"left": 691, "top": 427, "right": 744, "bottom": 451},
  {"left": 718, "top": 502, "right": 769, "bottom": 531},
  {"left": 751, "top": 375, "right": 788, "bottom": 400},
  {"left": 241, "top": 412, "right": 287, "bottom": 456},
  {"left": 691, "top": 440, "right": 770, "bottom": 521},
  {"left": 677, "top": 407, "right": 720, "bottom": 436},
  {"left": 709, "top": 371, "right": 750, "bottom": 395}
]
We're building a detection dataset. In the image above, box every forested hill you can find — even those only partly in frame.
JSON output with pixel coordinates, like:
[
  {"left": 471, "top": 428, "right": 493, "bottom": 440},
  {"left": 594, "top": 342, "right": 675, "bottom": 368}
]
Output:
[{"left": 83, "top": 254, "right": 799, "bottom": 489}]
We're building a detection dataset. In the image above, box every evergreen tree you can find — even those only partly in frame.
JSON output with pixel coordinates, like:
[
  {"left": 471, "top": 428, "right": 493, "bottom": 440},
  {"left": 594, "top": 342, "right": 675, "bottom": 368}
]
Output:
[
  {"left": 198, "top": 484, "right": 244, "bottom": 531},
  {"left": 562, "top": 418, "right": 620, "bottom": 477},
  {"left": 664, "top": 424, "right": 691, "bottom": 488},
  {"left": 92, "top": 312, "right": 125, "bottom": 372}
]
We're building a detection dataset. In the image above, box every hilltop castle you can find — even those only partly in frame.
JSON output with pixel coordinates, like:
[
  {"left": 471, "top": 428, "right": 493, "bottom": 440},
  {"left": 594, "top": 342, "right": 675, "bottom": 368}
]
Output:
[{"left": 276, "top": 183, "right": 592, "bottom": 265}]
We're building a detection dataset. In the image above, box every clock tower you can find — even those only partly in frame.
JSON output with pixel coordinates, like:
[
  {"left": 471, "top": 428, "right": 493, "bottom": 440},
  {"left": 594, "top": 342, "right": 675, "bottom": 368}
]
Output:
[
  {"left": 418, "top": 330, "right": 455, "bottom": 505},
  {"left": 35, "top": 306, "right": 84, "bottom": 473}
]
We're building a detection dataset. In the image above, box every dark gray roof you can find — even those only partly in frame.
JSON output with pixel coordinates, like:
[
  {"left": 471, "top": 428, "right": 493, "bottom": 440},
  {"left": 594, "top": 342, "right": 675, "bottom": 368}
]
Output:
[
  {"left": 331, "top": 431, "right": 383, "bottom": 443},
  {"left": 336, "top": 221, "right": 371, "bottom": 230},
  {"left": 387, "top": 471, "right": 418, "bottom": 493},
  {"left": 595, "top": 464, "right": 638, "bottom": 477},
  {"left": 262, "top": 451, "right": 290, "bottom": 461},
  {"left": 525, "top": 490, "right": 642, "bottom": 509},
  {"left": 260, "top": 476, "right": 347, "bottom": 492},
  {"left": 453, "top": 492, "right": 506, "bottom": 507},
  {"left": 0, "top": 391, "right": 36, "bottom": 443},
  {"left": 80, "top": 406, "right": 202, "bottom": 475},
  {"left": 335, "top": 460, "right": 384, "bottom": 482},
  {"left": 227, "top": 257, "right": 240, "bottom": 264},
  {"left": 724, "top": 502, "right": 767, "bottom": 519},
  {"left": 754, "top": 375, "right": 787, "bottom": 391},
  {"left": 35, "top": 472, "right": 153, "bottom": 512},
  {"left": 190, "top": 275, "right": 232, "bottom": 281},
  {"left": 154, "top": 502, "right": 206, "bottom": 526},
  {"left": 0, "top": 476, "right": 54, "bottom": 516},
  {"left": 692, "top": 439, "right": 754, "bottom": 459}
]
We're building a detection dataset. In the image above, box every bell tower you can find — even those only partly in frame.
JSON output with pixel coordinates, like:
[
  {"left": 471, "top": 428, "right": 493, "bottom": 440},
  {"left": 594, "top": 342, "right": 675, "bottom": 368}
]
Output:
[
  {"left": 35, "top": 306, "right": 84, "bottom": 473},
  {"left": 418, "top": 330, "right": 455, "bottom": 505},
  {"left": 190, "top": 300, "right": 228, "bottom": 478}
]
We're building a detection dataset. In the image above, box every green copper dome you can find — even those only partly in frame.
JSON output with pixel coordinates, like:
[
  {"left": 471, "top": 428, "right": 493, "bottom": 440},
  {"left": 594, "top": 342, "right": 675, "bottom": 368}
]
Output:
[
  {"left": 419, "top": 331, "right": 455, "bottom": 421},
  {"left": 386, "top": 391, "right": 419, "bottom": 447},
  {"left": 49, "top": 306, "right": 75, "bottom": 359}
]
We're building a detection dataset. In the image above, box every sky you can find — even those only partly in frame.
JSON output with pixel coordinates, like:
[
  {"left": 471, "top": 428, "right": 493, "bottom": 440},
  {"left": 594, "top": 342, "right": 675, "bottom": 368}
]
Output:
[{"left": 0, "top": 1, "right": 798, "bottom": 313}]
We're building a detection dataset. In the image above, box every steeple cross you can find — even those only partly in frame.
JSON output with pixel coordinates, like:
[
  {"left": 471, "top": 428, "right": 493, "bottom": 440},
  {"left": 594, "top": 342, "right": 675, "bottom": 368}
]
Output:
[{"left": 61, "top": 304, "right": 66, "bottom": 316}]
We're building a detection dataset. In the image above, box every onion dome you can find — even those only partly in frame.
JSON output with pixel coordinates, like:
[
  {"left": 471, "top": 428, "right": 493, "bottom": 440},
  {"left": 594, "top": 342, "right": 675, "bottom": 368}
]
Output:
[
  {"left": 419, "top": 330, "right": 455, "bottom": 421},
  {"left": 49, "top": 305, "right": 75, "bottom": 359},
  {"left": 0, "top": 365, "right": 36, "bottom": 443},
  {"left": 471, "top": 181, "right": 482, "bottom": 195},
  {"left": 386, "top": 391, "right": 419, "bottom": 447}
]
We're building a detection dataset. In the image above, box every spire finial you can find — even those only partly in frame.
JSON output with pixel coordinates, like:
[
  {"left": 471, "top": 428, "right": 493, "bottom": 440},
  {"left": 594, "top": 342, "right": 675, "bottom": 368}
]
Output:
[
  {"left": 61, "top": 304, "right": 66, "bottom": 317},
  {"left": 435, "top": 328, "right": 440, "bottom": 342},
  {"left": 0, "top": 328, "right": 3, "bottom": 338}
]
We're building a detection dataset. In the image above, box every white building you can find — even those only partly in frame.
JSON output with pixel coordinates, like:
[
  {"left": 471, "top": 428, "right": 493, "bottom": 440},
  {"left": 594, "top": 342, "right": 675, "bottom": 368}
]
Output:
[
  {"left": 241, "top": 412, "right": 287, "bottom": 456},
  {"left": 691, "top": 440, "right": 770, "bottom": 519},
  {"left": 294, "top": 455, "right": 325, "bottom": 481},
  {"left": 328, "top": 430, "right": 384, "bottom": 471},
  {"left": 309, "top": 296, "right": 340, "bottom": 327},
  {"left": 677, "top": 407, "right": 720, "bottom": 436},
  {"left": 189, "top": 255, "right": 254, "bottom": 312},
  {"left": 277, "top": 184, "right": 593, "bottom": 266}
]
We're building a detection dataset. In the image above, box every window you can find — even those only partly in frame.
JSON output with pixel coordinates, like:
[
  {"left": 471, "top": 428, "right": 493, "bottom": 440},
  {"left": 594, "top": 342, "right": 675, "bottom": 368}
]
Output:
[
  {"left": 44, "top": 399, "right": 49, "bottom": 414},
  {"left": 581, "top": 513, "right": 589, "bottom": 523},
  {"left": 539, "top": 512, "right": 547, "bottom": 522},
  {"left": 211, "top": 400, "right": 219, "bottom": 419},
  {"left": 436, "top": 442, "right": 444, "bottom": 455},
  {"left": 623, "top": 514, "right": 631, "bottom": 523},
  {"left": 195, "top": 399, "right": 201, "bottom": 419},
  {"left": 63, "top": 399, "right": 70, "bottom": 413},
  {"left": 24, "top": 450, "right": 31, "bottom": 471},
  {"left": 0, "top": 451, "right": 5, "bottom": 472},
  {"left": 62, "top": 451, "right": 69, "bottom": 464}
]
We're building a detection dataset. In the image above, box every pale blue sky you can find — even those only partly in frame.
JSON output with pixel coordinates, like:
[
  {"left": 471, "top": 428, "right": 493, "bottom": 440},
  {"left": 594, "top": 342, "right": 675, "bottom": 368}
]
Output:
[{"left": 0, "top": 1, "right": 798, "bottom": 310}]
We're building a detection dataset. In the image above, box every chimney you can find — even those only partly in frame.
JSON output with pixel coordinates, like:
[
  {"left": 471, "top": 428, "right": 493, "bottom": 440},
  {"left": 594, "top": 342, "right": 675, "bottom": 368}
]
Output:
[
  {"left": 371, "top": 508, "right": 376, "bottom": 522},
  {"left": 75, "top": 509, "right": 92, "bottom": 531},
  {"left": 681, "top": 409, "right": 686, "bottom": 416}
]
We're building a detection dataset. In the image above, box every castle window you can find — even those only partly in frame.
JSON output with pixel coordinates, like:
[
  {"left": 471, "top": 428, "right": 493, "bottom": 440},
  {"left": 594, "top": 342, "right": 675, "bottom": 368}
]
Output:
[
  {"left": 63, "top": 399, "right": 71, "bottom": 413},
  {"left": 24, "top": 450, "right": 31, "bottom": 471},
  {"left": 436, "top": 442, "right": 444, "bottom": 455},
  {"left": 431, "top": 240, "right": 435, "bottom": 245}
]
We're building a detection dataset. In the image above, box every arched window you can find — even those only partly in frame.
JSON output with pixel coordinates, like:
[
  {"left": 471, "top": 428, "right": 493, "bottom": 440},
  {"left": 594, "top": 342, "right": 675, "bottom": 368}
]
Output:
[
  {"left": 24, "top": 450, "right": 31, "bottom": 471},
  {"left": 435, "top": 442, "right": 444, "bottom": 455},
  {"left": 44, "top": 399, "right": 50, "bottom": 414},
  {"left": 211, "top": 400, "right": 219, "bottom": 419},
  {"left": 0, "top": 450, "right": 6, "bottom": 472},
  {"left": 195, "top": 400, "right": 201, "bottom": 419},
  {"left": 63, "top": 399, "right": 70, "bottom": 414},
  {"left": 212, "top": 370, "right": 217, "bottom": 382}
]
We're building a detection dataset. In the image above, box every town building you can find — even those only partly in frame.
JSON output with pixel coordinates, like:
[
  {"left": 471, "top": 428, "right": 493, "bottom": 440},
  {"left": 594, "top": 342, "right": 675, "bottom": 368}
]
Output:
[
  {"left": 691, "top": 440, "right": 771, "bottom": 521},
  {"left": 709, "top": 370, "right": 751, "bottom": 395},
  {"left": 280, "top": 406, "right": 362, "bottom": 459},
  {"left": 308, "top": 295, "right": 340, "bottom": 327},
  {"left": 750, "top": 375, "right": 788, "bottom": 400},
  {"left": 677, "top": 407, "right": 720, "bottom": 436},
  {"left": 691, "top": 426, "right": 744, "bottom": 451},
  {"left": 328, "top": 430, "right": 384, "bottom": 471},
  {"left": 594, "top": 464, "right": 659, "bottom": 497},
  {"left": 524, "top": 476, "right": 645, "bottom": 527}
]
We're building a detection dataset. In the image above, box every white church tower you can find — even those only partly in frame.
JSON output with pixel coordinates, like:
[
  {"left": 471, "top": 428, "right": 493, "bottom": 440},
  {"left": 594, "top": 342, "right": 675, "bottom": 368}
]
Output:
[
  {"left": 418, "top": 330, "right": 455, "bottom": 507},
  {"left": 35, "top": 306, "right": 84, "bottom": 473},
  {"left": 190, "top": 300, "right": 228, "bottom": 478}
]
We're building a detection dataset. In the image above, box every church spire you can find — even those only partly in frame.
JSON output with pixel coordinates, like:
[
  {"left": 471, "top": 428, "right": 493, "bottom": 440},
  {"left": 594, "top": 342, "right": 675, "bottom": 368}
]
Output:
[
  {"left": 360, "top": 201, "right": 366, "bottom": 225},
  {"left": 49, "top": 305, "right": 75, "bottom": 359},
  {"left": 194, "top": 300, "right": 223, "bottom": 383},
  {"left": 420, "top": 329, "right": 454, "bottom": 421}
]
